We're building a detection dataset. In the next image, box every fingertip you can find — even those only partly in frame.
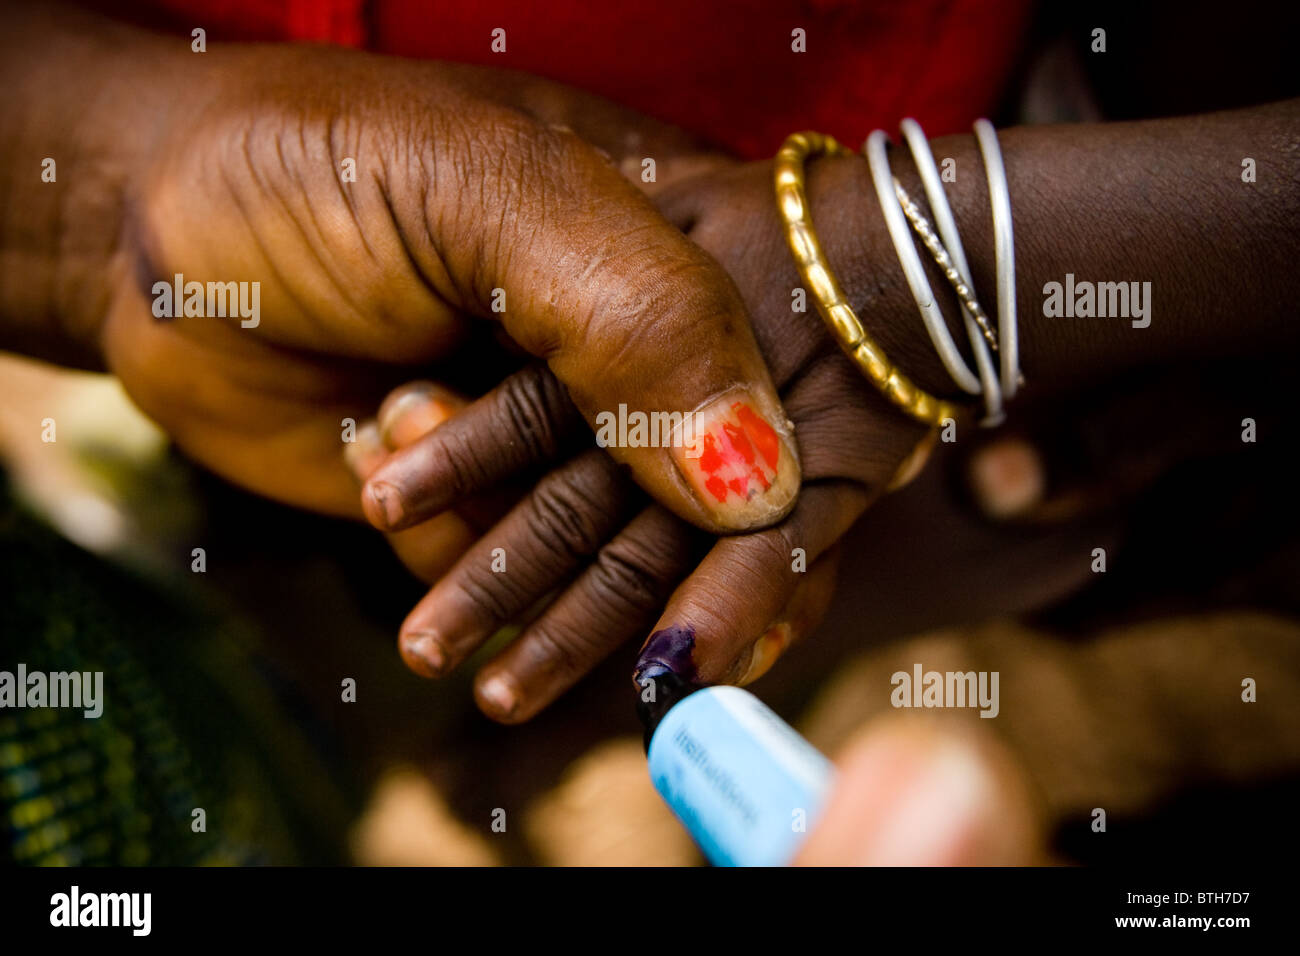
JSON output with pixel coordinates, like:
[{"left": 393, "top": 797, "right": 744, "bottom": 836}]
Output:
[
  {"left": 378, "top": 381, "right": 461, "bottom": 449},
  {"left": 362, "top": 478, "right": 405, "bottom": 530},
  {"left": 634, "top": 624, "right": 699, "bottom": 689},
  {"left": 400, "top": 630, "right": 447, "bottom": 679},
  {"left": 475, "top": 670, "right": 524, "bottom": 724},
  {"left": 343, "top": 419, "right": 385, "bottom": 483}
]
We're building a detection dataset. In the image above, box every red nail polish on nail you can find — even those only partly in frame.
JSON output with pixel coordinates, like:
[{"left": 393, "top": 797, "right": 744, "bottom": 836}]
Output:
[{"left": 670, "top": 389, "right": 798, "bottom": 527}]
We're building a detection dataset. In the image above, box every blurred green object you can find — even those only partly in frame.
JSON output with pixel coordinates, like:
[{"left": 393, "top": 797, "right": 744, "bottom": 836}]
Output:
[{"left": 0, "top": 472, "right": 354, "bottom": 865}]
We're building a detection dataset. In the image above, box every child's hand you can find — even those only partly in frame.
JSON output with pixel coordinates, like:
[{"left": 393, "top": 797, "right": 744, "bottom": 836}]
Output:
[{"left": 361, "top": 158, "right": 947, "bottom": 722}]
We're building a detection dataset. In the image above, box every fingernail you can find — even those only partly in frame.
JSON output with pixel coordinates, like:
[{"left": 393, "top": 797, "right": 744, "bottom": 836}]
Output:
[
  {"left": 733, "top": 622, "right": 793, "bottom": 686},
  {"left": 343, "top": 420, "right": 385, "bottom": 481},
  {"left": 670, "top": 389, "right": 799, "bottom": 528},
  {"left": 363, "top": 480, "right": 405, "bottom": 529},
  {"left": 477, "top": 673, "right": 519, "bottom": 720},
  {"left": 401, "top": 631, "right": 446, "bottom": 678},
  {"left": 634, "top": 624, "right": 698, "bottom": 687},
  {"left": 865, "top": 739, "right": 997, "bottom": 866},
  {"left": 968, "top": 438, "right": 1045, "bottom": 520},
  {"left": 378, "top": 383, "right": 458, "bottom": 449}
]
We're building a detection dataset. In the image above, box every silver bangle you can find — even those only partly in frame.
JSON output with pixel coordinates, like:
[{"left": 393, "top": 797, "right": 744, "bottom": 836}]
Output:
[
  {"left": 974, "top": 118, "right": 1022, "bottom": 399},
  {"left": 899, "top": 117, "right": 1004, "bottom": 425},
  {"left": 863, "top": 129, "right": 982, "bottom": 396}
]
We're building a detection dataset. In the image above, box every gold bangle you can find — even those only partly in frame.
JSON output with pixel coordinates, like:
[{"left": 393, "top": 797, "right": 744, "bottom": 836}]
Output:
[{"left": 774, "top": 131, "right": 958, "bottom": 427}]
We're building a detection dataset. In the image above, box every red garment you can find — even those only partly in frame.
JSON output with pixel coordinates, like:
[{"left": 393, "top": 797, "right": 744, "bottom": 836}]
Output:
[{"left": 105, "top": 0, "right": 1033, "bottom": 158}]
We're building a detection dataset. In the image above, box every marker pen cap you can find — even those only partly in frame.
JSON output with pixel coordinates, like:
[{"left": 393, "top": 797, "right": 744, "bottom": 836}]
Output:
[{"left": 645, "top": 683, "right": 835, "bottom": 866}]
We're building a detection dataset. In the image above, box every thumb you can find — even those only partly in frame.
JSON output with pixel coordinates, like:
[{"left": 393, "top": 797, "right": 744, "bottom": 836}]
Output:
[
  {"left": 796, "top": 716, "right": 1046, "bottom": 866},
  {"left": 381, "top": 115, "right": 799, "bottom": 534}
]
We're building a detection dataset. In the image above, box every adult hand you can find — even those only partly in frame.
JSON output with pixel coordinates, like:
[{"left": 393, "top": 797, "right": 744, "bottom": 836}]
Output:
[{"left": 2, "top": 5, "right": 797, "bottom": 541}]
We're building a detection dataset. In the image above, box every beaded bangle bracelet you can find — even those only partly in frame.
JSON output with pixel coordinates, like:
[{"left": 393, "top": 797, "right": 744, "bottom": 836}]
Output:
[{"left": 774, "top": 131, "right": 957, "bottom": 428}]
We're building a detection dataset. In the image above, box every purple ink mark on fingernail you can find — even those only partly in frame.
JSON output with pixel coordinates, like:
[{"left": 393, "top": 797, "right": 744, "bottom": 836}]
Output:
[
  {"left": 634, "top": 625, "right": 701, "bottom": 750},
  {"left": 635, "top": 624, "right": 698, "bottom": 687}
]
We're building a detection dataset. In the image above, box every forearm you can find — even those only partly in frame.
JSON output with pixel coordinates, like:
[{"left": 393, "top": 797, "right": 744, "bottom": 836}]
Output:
[
  {"left": 808, "top": 100, "right": 1300, "bottom": 403},
  {"left": 0, "top": 3, "right": 188, "bottom": 367}
]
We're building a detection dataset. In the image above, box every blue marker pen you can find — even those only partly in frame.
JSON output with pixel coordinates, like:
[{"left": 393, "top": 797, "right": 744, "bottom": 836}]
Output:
[{"left": 638, "top": 668, "right": 835, "bottom": 867}]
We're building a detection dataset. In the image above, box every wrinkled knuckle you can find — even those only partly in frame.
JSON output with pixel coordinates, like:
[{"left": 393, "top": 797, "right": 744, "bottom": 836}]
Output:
[
  {"left": 525, "top": 469, "right": 607, "bottom": 560},
  {"left": 435, "top": 429, "right": 495, "bottom": 499},
  {"left": 497, "top": 367, "right": 567, "bottom": 460},
  {"left": 588, "top": 541, "right": 672, "bottom": 612},
  {"left": 456, "top": 560, "right": 525, "bottom": 625}
]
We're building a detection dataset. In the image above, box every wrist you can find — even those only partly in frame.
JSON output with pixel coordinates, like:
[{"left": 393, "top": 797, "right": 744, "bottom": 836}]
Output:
[
  {"left": 803, "top": 149, "right": 976, "bottom": 409},
  {"left": 0, "top": 4, "right": 196, "bottom": 366}
]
